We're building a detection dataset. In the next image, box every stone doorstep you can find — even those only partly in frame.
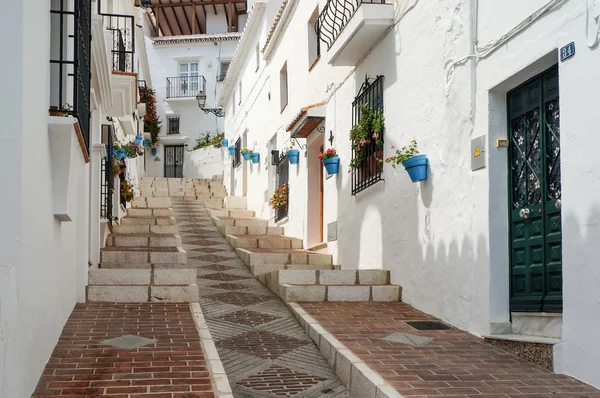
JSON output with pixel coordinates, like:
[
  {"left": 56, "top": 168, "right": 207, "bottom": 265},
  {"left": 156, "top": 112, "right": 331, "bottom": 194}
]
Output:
[
  {"left": 483, "top": 334, "right": 561, "bottom": 345},
  {"left": 287, "top": 303, "right": 401, "bottom": 398},
  {"left": 279, "top": 284, "right": 402, "bottom": 302},
  {"left": 87, "top": 284, "right": 200, "bottom": 302}
]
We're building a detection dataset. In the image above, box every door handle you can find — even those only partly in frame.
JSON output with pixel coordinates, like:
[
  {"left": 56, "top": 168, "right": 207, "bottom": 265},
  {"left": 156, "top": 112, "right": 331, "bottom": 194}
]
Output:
[
  {"left": 519, "top": 208, "right": 530, "bottom": 219},
  {"left": 555, "top": 199, "right": 561, "bottom": 210}
]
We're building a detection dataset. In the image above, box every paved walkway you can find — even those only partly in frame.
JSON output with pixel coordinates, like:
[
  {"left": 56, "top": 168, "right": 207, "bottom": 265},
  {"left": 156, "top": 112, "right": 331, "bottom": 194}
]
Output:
[
  {"left": 300, "top": 302, "right": 600, "bottom": 398},
  {"left": 32, "top": 303, "right": 214, "bottom": 397},
  {"left": 171, "top": 199, "right": 348, "bottom": 398}
]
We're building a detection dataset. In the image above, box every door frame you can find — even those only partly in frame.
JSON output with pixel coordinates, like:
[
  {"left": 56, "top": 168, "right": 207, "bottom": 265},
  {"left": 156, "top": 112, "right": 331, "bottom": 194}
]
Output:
[{"left": 506, "top": 64, "right": 562, "bottom": 313}]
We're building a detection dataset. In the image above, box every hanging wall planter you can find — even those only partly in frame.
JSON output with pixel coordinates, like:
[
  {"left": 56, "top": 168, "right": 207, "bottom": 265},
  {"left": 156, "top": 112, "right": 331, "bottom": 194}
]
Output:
[
  {"left": 221, "top": 139, "right": 229, "bottom": 148},
  {"left": 402, "top": 154, "right": 429, "bottom": 182},
  {"left": 228, "top": 145, "right": 236, "bottom": 156},
  {"left": 117, "top": 148, "right": 126, "bottom": 161},
  {"left": 319, "top": 148, "right": 340, "bottom": 175},
  {"left": 241, "top": 149, "right": 252, "bottom": 160},
  {"left": 151, "top": 148, "right": 157, "bottom": 156},
  {"left": 250, "top": 153, "right": 260, "bottom": 164},
  {"left": 287, "top": 149, "right": 300, "bottom": 164},
  {"left": 135, "top": 135, "right": 143, "bottom": 146}
]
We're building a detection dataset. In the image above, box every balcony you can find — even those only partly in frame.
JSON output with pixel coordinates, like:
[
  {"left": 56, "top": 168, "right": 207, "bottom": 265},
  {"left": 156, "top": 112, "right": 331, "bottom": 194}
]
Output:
[
  {"left": 166, "top": 76, "right": 206, "bottom": 100},
  {"left": 317, "top": 0, "right": 394, "bottom": 66},
  {"left": 101, "top": 12, "right": 136, "bottom": 73}
]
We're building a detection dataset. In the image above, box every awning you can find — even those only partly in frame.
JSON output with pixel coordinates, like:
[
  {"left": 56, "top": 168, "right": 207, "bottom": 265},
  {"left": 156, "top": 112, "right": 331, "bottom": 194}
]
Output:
[{"left": 286, "top": 103, "right": 326, "bottom": 139}]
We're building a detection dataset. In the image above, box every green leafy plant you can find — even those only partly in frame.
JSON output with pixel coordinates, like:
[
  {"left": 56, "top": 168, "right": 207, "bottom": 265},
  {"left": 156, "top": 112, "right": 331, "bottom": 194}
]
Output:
[
  {"left": 349, "top": 104, "right": 384, "bottom": 169},
  {"left": 120, "top": 179, "right": 134, "bottom": 203},
  {"left": 193, "top": 132, "right": 225, "bottom": 150},
  {"left": 112, "top": 158, "right": 124, "bottom": 177},
  {"left": 241, "top": 148, "right": 253, "bottom": 154},
  {"left": 139, "top": 86, "right": 161, "bottom": 146},
  {"left": 268, "top": 183, "right": 288, "bottom": 210},
  {"left": 385, "top": 140, "right": 419, "bottom": 168}
]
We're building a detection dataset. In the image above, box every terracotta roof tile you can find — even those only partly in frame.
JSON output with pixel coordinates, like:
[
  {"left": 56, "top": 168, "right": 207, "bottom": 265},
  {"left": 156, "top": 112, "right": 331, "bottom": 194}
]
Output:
[
  {"left": 286, "top": 102, "right": 325, "bottom": 132},
  {"left": 261, "top": 0, "right": 288, "bottom": 54}
]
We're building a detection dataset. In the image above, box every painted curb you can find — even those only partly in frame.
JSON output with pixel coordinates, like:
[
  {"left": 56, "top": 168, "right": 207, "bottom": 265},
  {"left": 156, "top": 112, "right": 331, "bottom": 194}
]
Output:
[
  {"left": 190, "top": 303, "right": 234, "bottom": 398},
  {"left": 287, "top": 302, "right": 404, "bottom": 398}
]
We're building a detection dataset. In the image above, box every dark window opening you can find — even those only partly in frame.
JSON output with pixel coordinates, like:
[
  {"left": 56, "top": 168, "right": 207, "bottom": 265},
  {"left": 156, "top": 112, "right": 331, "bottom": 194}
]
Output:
[
  {"left": 275, "top": 153, "right": 289, "bottom": 222},
  {"left": 167, "top": 116, "right": 180, "bottom": 135},
  {"left": 234, "top": 138, "right": 242, "bottom": 168}
]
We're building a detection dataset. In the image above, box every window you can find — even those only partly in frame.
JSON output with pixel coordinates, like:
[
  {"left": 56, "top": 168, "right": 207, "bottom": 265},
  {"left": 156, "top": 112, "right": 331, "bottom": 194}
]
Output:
[
  {"left": 167, "top": 116, "right": 180, "bottom": 135},
  {"left": 280, "top": 62, "right": 288, "bottom": 112},
  {"left": 308, "top": 7, "right": 320, "bottom": 70},
  {"left": 179, "top": 62, "right": 199, "bottom": 95},
  {"left": 351, "top": 75, "right": 384, "bottom": 195},
  {"left": 234, "top": 138, "right": 242, "bottom": 168},
  {"left": 255, "top": 44, "right": 260, "bottom": 72},
  {"left": 238, "top": 81, "right": 242, "bottom": 105},
  {"left": 218, "top": 61, "right": 230, "bottom": 82}
]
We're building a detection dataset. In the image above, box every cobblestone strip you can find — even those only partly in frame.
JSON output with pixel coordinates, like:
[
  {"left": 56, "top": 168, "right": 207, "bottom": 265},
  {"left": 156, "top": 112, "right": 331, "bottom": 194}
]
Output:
[
  {"left": 190, "top": 302, "right": 234, "bottom": 398},
  {"left": 300, "top": 302, "right": 600, "bottom": 398},
  {"left": 172, "top": 200, "right": 349, "bottom": 398}
]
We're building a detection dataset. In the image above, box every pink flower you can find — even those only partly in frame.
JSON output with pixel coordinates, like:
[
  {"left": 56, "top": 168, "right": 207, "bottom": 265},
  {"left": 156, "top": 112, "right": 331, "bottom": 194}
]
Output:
[
  {"left": 318, "top": 153, "right": 323, "bottom": 160},
  {"left": 386, "top": 156, "right": 394, "bottom": 161},
  {"left": 372, "top": 134, "right": 379, "bottom": 139},
  {"left": 391, "top": 145, "right": 395, "bottom": 149}
]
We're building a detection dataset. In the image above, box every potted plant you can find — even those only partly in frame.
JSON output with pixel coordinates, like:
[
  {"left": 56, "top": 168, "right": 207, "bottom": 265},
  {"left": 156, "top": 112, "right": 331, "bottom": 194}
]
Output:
[
  {"left": 250, "top": 152, "right": 260, "bottom": 164},
  {"left": 268, "top": 183, "right": 288, "bottom": 210},
  {"left": 150, "top": 145, "right": 158, "bottom": 156},
  {"left": 228, "top": 145, "right": 236, "bottom": 156},
  {"left": 285, "top": 142, "right": 300, "bottom": 164},
  {"left": 385, "top": 140, "right": 428, "bottom": 182},
  {"left": 350, "top": 104, "right": 384, "bottom": 172},
  {"left": 120, "top": 179, "right": 134, "bottom": 203},
  {"left": 221, "top": 138, "right": 229, "bottom": 147},
  {"left": 241, "top": 148, "right": 253, "bottom": 160},
  {"left": 319, "top": 148, "right": 340, "bottom": 175}
]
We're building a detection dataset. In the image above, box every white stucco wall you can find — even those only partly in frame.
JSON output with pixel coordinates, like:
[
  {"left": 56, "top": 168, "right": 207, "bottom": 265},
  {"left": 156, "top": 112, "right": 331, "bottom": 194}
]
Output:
[
  {"left": 186, "top": 147, "right": 225, "bottom": 179},
  {"left": 0, "top": 1, "right": 91, "bottom": 396},
  {"left": 221, "top": 0, "right": 600, "bottom": 388},
  {"left": 142, "top": 9, "right": 237, "bottom": 178}
]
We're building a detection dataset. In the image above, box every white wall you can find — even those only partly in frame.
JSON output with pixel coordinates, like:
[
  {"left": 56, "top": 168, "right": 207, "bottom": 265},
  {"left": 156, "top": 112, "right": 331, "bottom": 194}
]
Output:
[
  {"left": 0, "top": 1, "right": 90, "bottom": 396},
  {"left": 221, "top": 0, "right": 600, "bottom": 388},
  {"left": 142, "top": 10, "right": 237, "bottom": 178},
  {"left": 186, "top": 147, "right": 225, "bottom": 179}
]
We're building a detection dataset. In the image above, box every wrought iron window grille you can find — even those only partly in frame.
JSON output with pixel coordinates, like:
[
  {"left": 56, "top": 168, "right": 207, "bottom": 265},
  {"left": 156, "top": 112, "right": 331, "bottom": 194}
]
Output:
[
  {"left": 234, "top": 138, "right": 242, "bottom": 168},
  {"left": 351, "top": 75, "right": 384, "bottom": 196},
  {"left": 50, "top": 0, "right": 92, "bottom": 151},
  {"left": 99, "top": 5, "right": 136, "bottom": 73},
  {"left": 167, "top": 116, "right": 180, "bottom": 135},
  {"left": 275, "top": 153, "right": 290, "bottom": 222},
  {"left": 317, "top": 0, "right": 388, "bottom": 51},
  {"left": 100, "top": 124, "right": 114, "bottom": 221}
]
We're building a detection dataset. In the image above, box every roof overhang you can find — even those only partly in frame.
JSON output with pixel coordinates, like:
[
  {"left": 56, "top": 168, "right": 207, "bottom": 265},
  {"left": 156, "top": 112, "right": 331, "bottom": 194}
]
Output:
[{"left": 287, "top": 103, "right": 326, "bottom": 139}]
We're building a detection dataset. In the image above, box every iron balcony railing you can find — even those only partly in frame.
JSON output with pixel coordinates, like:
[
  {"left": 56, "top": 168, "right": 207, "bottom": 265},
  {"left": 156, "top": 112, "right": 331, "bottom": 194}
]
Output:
[
  {"left": 166, "top": 75, "right": 207, "bottom": 98},
  {"left": 49, "top": 0, "right": 92, "bottom": 151},
  {"left": 101, "top": 12, "right": 136, "bottom": 73},
  {"left": 317, "top": 0, "right": 388, "bottom": 51}
]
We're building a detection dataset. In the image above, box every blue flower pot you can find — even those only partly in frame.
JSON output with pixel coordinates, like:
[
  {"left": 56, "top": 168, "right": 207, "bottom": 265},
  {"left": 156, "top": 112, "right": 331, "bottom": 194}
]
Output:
[
  {"left": 322, "top": 156, "right": 340, "bottom": 175},
  {"left": 250, "top": 153, "right": 260, "bottom": 164},
  {"left": 402, "top": 154, "right": 429, "bottom": 182},
  {"left": 228, "top": 145, "right": 236, "bottom": 156},
  {"left": 221, "top": 139, "right": 229, "bottom": 147},
  {"left": 242, "top": 152, "right": 251, "bottom": 161},
  {"left": 287, "top": 149, "right": 300, "bottom": 164},
  {"left": 117, "top": 149, "right": 126, "bottom": 161},
  {"left": 151, "top": 148, "right": 157, "bottom": 156},
  {"left": 135, "top": 135, "right": 143, "bottom": 145}
]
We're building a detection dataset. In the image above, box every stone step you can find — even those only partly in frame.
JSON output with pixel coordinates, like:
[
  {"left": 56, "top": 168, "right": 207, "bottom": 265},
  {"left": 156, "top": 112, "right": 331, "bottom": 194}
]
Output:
[
  {"left": 112, "top": 224, "right": 178, "bottom": 235},
  {"left": 227, "top": 234, "right": 303, "bottom": 250},
  {"left": 89, "top": 268, "right": 195, "bottom": 285},
  {"left": 209, "top": 209, "right": 255, "bottom": 218},
  {"left": 236, "top": 248, "right": 332, "bottom": 267},
  {"left": 279, "top": 284, "right": 401, "bottom": 302},
  {"left": 107, "top": 234, "right": 182, "bottom": 247},
  {"left": 100, "top": 246, "right": 187, "bottom": 264},
  {"left": 204, "top": 198, "right": 224, "bottom": 209},
  {"left": 132, "top": 197, "right": 172, "bottom": 208},
  {"left": 99, "top": 262, "right": 192, "bottom": 269},
  {"left": 127, "top": 208, "right": 174, "bottom": 217},
  {"left": 214, "top": 217, "right": 269, "bottom": 230},
  {"left": 121, "top": 216, "right": 176, "bottom": 226},
  {"left": 224, "top": 196, "right": 247, "bottom": 210},
  {"left": 220, "top": 225, "right": 285, "bottom": 236},
  {"left": 251, "top": 263, "right": 337, "bottom": 277},
  {"left": 87, "top": 285, "right": 199, "bottom": 302}
]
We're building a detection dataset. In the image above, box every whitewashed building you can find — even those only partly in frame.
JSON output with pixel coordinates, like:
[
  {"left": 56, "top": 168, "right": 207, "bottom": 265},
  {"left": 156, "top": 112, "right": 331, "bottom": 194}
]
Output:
[
  {"left": 0, "top": 0, "right": 150, "bottom": 395},
  {"left": 139, "top": 0, "right": 249, "bottom": 178},
  {"left": 219, "top": 0, "right": 600, "bottom": 388}
]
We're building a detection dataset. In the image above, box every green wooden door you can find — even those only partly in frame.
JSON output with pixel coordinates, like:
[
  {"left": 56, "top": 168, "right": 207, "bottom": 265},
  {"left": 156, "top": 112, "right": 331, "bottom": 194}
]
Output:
[{"left": 508, "top": 66, "right": 562, "bottom": 312}]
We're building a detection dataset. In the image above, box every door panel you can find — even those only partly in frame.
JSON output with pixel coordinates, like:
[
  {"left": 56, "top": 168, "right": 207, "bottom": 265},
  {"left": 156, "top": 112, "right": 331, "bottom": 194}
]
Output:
[
  {"left": 508, "top": 66, "right": 562, "bottom": 312},
  {"left": 164, "top": 145, "right": 184, "bottom": 178}
]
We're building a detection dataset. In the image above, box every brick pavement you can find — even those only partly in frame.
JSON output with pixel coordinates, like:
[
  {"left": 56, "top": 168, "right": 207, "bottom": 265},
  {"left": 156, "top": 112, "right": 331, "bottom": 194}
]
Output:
[
  {"left": 32, "top": 303, "right": 214, "bottom": 398},
  {"left": 300, "top": 302, "right": 600, "bottom": 397},
  {"left": 172, "top": 200, "right": 348, "bottom": 397}
]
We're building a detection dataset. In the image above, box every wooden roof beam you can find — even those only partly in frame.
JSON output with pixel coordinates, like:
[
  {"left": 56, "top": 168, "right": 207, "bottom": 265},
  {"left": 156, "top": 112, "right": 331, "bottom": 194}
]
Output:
[{"left": 151, "top": 0, "right": 245, "bottom": 8}]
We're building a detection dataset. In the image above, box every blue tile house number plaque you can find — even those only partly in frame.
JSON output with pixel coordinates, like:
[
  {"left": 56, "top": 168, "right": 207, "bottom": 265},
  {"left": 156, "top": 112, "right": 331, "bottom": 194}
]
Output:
[{"left": 560, "top": 42, "right": 575, "bottom": 62}]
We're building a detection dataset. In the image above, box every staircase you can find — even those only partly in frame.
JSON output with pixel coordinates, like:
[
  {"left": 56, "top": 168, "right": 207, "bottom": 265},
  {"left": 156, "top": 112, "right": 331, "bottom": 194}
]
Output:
[
  {"left": 207, "top": 196, "right": 402, "bottom": 303},
  {"left": 88, "top": 176, "right": 225, "bottom": 302}
]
